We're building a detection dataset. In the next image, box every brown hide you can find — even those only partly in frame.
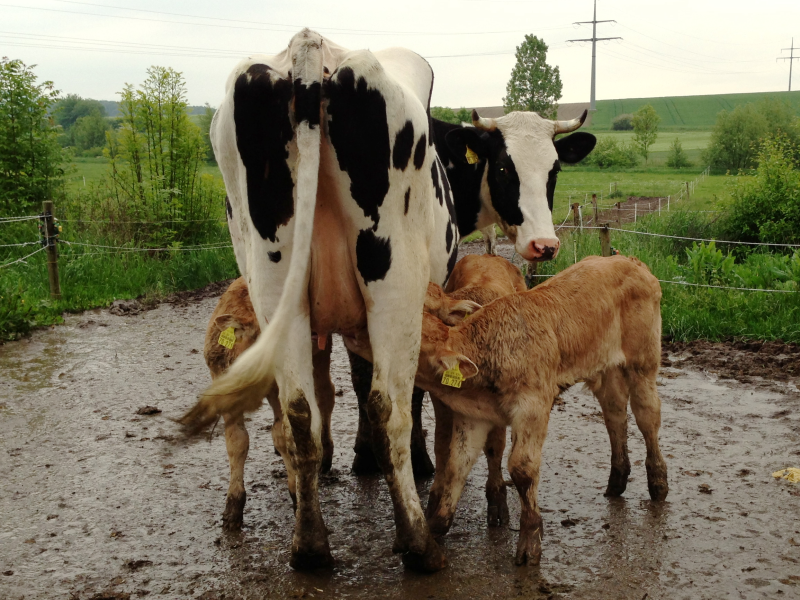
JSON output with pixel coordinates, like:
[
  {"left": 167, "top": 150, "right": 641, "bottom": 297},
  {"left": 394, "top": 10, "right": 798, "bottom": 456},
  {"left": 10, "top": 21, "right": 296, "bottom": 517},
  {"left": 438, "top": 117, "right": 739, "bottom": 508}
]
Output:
[
  {"left": 444, "top": 253, "right": 526, "bottom": 306},
  {"left": 204, "top": 277, "right": 261, "bottom": 379}
]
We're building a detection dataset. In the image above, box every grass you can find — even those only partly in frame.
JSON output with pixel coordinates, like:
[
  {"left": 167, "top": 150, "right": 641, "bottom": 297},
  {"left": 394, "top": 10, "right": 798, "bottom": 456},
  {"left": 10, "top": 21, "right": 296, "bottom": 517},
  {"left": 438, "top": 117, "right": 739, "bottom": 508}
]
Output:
[{"left": 587, "top": 90, "right": 800, "bottom": 131}]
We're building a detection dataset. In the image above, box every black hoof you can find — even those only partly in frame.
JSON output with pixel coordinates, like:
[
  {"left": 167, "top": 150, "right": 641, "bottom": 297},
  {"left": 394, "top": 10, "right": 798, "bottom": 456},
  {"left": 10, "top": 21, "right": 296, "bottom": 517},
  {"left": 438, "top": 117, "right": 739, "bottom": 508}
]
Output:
[
  {"left": 399, "top": 537, "right": 448, "bottom": 573},
  {"left": 604, "top": 465, "right": 630, "bottom": 497},
  {"left": 222, "top": 492, "right": 245, "bottom": 531},
  {"left": 648, "top": 478, "right": 669, "bottom": 502},
  {"left": 289, "top": 548, "right": 334, "bottom": 570},
  {"left": 352, "top": 448, "right": 382, "bottom": 475},
  {"left": 320, "top": 451, "right": 333, "bottom": 474}
]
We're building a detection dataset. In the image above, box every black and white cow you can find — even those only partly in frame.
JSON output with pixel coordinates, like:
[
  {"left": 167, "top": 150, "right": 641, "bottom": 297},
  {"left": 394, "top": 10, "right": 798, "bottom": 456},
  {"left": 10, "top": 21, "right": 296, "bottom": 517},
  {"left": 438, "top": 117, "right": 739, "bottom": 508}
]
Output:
[{"left": 182, "top": 29, "right": 594, "bottom": 573}]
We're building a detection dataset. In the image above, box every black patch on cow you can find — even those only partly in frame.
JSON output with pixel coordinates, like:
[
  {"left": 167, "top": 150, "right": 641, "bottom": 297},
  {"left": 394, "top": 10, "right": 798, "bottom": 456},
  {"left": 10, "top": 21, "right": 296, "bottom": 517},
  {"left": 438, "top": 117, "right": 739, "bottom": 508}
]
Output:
[
  {"left": 546, "top": 160, "right": 560, "bottom": 212},
  {"left": 233, "top": 64, "right": 294, "bottom": 242},
  {"left": 326, "top": 67, "right": 390, "bottom": 227},
  {"left": 392, "top": 121, "right": 415, "bottom": 170},
  {"left": 445, "top": 220, "right": 454, "bottom": 253},
  {"left": 355, "top": 229, "right": 392, "bottom": 283},
  {"left": 554, "top": 131, "right": 597, "bottom": 164},
  {"left": 485, "top": 135, "right": 524, "bottom": 227},
  {"left": 293, "top": 79, "right": 321, "bottom": 128},
  {"left": 404, "top": 187, "right": 411, "bottom": 215},
  {"left": 445, "top": 243, "right": 459, "bottom": 282},
  {"left": 225, "top": 195, "right": 233, "bottom": 219},
  {"left": 430, "top": 161, "right": 443, "bottom": 206},
  {"left": 268, "top": 250, "right": 282, "bottom": 263},
  {"left": 413, "top": 134, "right": 427, "bottom": 169}
]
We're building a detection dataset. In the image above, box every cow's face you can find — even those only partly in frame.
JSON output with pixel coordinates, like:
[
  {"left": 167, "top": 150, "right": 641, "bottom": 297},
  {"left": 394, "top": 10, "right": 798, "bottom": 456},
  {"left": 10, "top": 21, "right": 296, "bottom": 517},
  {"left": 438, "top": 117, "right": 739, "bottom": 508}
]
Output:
[{"left": 445, "top": 111, "right": 595, "bottom": 262}]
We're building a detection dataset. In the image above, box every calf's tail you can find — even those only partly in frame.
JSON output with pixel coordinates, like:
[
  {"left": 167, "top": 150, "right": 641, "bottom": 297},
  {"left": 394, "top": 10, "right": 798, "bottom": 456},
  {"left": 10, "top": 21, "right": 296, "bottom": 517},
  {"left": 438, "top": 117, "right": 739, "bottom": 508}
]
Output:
[{"left": 180, "top": 30, "right": 324, "bottom": 434}]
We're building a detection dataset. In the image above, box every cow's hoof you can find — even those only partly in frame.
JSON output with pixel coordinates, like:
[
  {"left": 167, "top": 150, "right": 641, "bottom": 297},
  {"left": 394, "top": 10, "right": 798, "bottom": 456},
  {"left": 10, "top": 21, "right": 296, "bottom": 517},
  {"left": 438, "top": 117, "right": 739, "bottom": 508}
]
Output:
[
  {"left": 400, "top": 537, "right": 448, "bottom": 573},
  {"left": 515, "top": 528, "right": 542, "bottom": 566},
  {"left": 427, "top": 514, "right": 453, "bottom": 538},
  {"left": 411, "top": 446, "right": 435, "bottom": 479},
  {"left": 604, "top": 465, "right": 630, "bottom": 497},
  {"left": 351, "top": 449, "right": 382, "bottom": 475},
  {"left": 486, "top": 486, "right": 509, "bottom": 527},
  {"left": 289, "top": 546, "right": 334, "bottom": 571},
  {"left": 222, "top": 492, "right": 245, "bottom": 531},
  {"left": 320, "top": 449, "right": 333, "bottom": 474},
  {"left": 648, "top": 477, "right": 669, "bottom": 502}
]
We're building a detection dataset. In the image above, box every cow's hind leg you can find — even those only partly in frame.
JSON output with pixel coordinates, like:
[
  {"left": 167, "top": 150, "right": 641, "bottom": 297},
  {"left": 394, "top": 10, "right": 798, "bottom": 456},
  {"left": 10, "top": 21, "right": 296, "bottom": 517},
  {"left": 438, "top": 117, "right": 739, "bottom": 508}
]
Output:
[
  {"left": 313, "top": 342, "right": 335, "bottom": 474},
  {"left": 222, "top": 412, "right": 249, "bottom": 530},
  {"left": 508, "top": 397, "right": 552, "bottom": 566},
  {"left": 426, "top": 415, "right": 492, "bottom": 536},
  {"left": 484, "top": 426, "right": 509, "bottom": 527},
  {"left": 625, "top": 369, "right": 668, "bottom": 501},
  {"left": 410, "top": 387, "right": 435, "bottom": 478},
  {"left": 587, "top": 368, "right": 631, "bottom": 498},
  {"left": 267, "top": 392, "right": 298, "bottom": 508},
  {"left": 348, "top": 350, "right": 382, "bottom": 475}
]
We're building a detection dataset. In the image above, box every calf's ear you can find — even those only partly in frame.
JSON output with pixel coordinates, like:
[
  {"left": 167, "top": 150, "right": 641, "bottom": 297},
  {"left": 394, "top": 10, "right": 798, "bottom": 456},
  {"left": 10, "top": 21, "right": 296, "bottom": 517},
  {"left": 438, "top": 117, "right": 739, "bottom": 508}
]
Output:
[
  {"left": 445, "top": 128, "right": 489, "bottom": 165},
  {"left": 443, "top": 300, "right": 482, "bottom": 325},
  {"left": 214, "top": 314, "right": 243, "bottom": 332},
  {"left": 439, "top": 352, "right": 479, "bottom": 379},
  {"left": 554, "top": 132, "right": 596, "bottom": 164}
]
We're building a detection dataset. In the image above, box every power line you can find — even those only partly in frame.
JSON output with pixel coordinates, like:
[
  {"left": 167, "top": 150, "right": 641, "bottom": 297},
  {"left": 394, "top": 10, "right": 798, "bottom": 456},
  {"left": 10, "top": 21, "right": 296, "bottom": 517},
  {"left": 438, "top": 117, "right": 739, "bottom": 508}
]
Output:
[
  {"left": 567, "top": 0, "right": 621, "bottom": 111},
  {"left": 777, "top": 38, "right": 800, "bottom": 92}
]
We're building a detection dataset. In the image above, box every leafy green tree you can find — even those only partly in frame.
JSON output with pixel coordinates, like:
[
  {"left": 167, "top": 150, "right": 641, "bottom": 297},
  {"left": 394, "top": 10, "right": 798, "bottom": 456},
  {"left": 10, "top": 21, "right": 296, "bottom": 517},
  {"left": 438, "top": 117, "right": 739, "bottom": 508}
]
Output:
[
  {"left": 703, "top": 99, "right": 800, "bottom": 172},
  {"left": 632, "top": 104, "right": 660, "bottom": 163},
  {"left": 0, "top": 57, "right": 67, "bottom": 215},
  {"left": 72, "top": 112, "right": 110, "bottom": 155},
  {"left": 197, "top": 103, "right": 216, "bottom": 163},
  {"left": 431, "top": 106, "right": 472, "bottom": 125},
  {"left": 666, "top": 137, "right": 691, "bottom": 168},
  {"left": 503, "top": 35, "right": 562, "bottom": 118},
  {"left": 583, "top": 137, "right": 639, "bottom": 168},
  {"left": 611, "top": 114, "right": 633, "bottom": 131}
]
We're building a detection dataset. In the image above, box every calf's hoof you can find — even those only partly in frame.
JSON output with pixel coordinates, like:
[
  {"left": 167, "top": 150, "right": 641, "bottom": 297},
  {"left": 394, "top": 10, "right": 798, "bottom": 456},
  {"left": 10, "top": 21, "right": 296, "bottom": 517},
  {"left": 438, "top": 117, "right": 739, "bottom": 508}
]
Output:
[
  {"left": 289, "top": 546, "right": 334, "bottom": 571},
  {"left": 399, "top": 536, "right": 448, "bottom": 573},
  {"left": 222, "top": 492, "right": 245, "bottom": 531},
  {"left": 351, "top": 448, "right": 382, "bottom": 475},
  {"left": 411, "top": 445, "right": 435, "bottom": 479},
  {"left": 604, "top": 465, "right": 630, "bottom": 497},
  {"left": 427, "top": 513, "right": 453, "bottom": 538},
  {"left": 515, "top": 527, "right": 543, "bottom": 566},
  {"left": 648, "top": 477, "right": 669, "bottom": 502},
  {"left": 320, "top": 447, "right": 333, "bottom": 474},
  {"left": 486, "top": 486, "right": 509, "bottom": 527}
]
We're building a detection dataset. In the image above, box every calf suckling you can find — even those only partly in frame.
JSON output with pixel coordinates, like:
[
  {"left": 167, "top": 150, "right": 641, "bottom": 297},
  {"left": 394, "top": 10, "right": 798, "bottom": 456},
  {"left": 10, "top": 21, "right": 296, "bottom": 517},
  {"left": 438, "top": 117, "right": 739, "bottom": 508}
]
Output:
[{"left": 416, "top": 255, "right": 668, "bottom": 566}]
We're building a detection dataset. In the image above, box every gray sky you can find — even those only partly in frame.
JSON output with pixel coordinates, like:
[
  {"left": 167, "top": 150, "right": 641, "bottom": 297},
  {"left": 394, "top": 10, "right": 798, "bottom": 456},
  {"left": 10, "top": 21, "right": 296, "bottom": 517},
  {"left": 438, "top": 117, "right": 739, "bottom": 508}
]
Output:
[{"left": 3, "top": 0, "right": 800, "bottom": 108}]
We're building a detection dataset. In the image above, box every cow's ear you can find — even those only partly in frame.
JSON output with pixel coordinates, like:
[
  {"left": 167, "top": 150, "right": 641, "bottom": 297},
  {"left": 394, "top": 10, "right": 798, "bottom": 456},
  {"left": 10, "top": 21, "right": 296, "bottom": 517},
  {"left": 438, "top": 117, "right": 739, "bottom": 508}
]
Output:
[
  {"left": 555, "top": 132, "right": 596, "bottom": 164},
  {"left": 445, "top": 128, "right": 488, "bottom": 165},
  {"left": 214, "top": 314, "right": 243, "bottom": 332},
  {"left": 443, "top": 300, "right": 481, "bottom": 326}
]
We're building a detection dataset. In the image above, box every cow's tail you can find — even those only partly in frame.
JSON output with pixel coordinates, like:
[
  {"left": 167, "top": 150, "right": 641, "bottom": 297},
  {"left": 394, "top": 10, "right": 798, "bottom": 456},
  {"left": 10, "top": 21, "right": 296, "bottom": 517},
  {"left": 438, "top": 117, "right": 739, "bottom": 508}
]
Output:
[{"left": 180, "top": 31, "right": 324, "bottom": 435}]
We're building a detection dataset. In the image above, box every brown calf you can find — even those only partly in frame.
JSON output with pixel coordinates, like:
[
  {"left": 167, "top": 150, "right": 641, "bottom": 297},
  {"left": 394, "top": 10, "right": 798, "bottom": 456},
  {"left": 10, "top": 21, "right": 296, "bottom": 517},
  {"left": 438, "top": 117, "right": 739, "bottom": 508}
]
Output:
[
  {"left": 204, "top": 277, "right": 336, "bottom": 529},
  {"left": 417, "top": 255, "right": 668, "bottom": 566}
]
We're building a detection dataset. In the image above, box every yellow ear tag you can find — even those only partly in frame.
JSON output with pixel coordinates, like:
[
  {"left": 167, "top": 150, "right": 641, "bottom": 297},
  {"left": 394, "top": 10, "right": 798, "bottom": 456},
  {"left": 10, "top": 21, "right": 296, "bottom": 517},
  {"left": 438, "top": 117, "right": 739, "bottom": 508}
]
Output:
[
  {"left": 465, "top": 147, "right": 479, "bottom": 165},
  {"left": 441, "top": 363, "right": 465, "bottom": 388},
  {"left": 218, "top": 327, "right": 236, "bottom": 350}
]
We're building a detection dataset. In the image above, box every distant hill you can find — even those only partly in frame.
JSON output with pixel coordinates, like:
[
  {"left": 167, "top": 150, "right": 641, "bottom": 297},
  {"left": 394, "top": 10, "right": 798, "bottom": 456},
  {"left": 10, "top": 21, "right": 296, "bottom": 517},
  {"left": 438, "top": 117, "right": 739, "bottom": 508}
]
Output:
[
  {"left": 472, "top": 90, "right": 800, "bottom": 131},
  {"left": 97, "top": 100, "right": 208, "bottom": 118}
]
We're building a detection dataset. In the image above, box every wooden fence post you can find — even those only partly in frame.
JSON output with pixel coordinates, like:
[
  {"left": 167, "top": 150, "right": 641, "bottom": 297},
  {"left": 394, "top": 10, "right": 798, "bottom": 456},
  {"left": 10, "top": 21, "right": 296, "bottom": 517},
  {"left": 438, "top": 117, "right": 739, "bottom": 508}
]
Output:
[
  {"left": 615, "top": 202, "right": 622, "bottom": 226},
  {"left": 634, "top": 203, "right": 637, "bottom": 223},
  {"left": 42, "top": 200, "right": 61, "bottom": 299},
  {"left": 599, "top": 224, "right": 611, "bottom": 257},
  {"left": 572, "top": 202, "right": 580, "bottom": 230},
  {"left": 592, "top": 193, "right": 598, "bottom": 224},
  {"left": 685, "top": 181, "right": 690, "bottom": 199},
  {"left": 667, "top": 195, "right": 670, "bottom": 211},
  {"left": 525, "top": 261, "right": 539, "bottom": 288},
  {"left": 658, "top": 197, "right": 662, "bottom": 216}
]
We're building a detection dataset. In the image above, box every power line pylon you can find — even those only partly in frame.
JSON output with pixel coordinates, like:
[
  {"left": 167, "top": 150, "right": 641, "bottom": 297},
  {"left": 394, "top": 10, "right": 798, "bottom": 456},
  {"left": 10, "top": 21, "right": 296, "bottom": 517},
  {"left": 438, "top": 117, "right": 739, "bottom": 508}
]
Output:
[
  {"left": 777, "top": 38, "right": 800, "bottom": 92},
  {"left": 568, "top": 0, "right": 622, "bottom": 112}
]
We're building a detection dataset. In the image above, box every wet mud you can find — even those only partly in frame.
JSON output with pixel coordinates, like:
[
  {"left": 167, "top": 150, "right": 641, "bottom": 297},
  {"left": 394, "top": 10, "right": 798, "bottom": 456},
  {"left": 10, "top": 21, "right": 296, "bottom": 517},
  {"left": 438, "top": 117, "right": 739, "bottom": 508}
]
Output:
[{"left": 3, "top": 286, "right": 800, "bottom": 599}]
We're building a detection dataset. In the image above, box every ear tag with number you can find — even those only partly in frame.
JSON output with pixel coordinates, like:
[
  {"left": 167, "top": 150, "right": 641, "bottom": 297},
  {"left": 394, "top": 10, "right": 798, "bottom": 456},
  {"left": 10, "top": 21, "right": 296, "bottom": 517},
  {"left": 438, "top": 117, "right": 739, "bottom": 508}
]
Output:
[
  {"left": 465, "top": 147, "right": 479, "bottom": 165},
  {"left": 218, "top": 327, "right": 236, "bottom": 350},
  {"left": 441, "top": 363, "right": 465, "bottom": 388}
]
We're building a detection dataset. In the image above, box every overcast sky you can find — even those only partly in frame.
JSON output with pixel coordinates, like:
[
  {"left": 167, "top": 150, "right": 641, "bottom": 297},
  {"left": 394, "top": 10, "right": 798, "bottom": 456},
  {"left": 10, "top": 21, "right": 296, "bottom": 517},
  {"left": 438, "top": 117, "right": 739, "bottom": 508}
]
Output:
[{"left": 3, "top": 0, "right": 800, "bottom": 108}]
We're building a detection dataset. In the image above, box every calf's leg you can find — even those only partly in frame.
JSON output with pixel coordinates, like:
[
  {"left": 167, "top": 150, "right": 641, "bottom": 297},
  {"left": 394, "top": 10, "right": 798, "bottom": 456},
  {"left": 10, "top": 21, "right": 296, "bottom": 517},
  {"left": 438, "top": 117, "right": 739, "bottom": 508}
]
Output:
[
  {"left": 221, "top": 412, "right": 249, "bottom": 530},
  {"left": 587, "top": 368, "right": 631, "bottom": 497},
  {"left": 484, "top": 426, "right": 509, "bottom": 527},
  {"left": 427, "top": 415, "right": 492, "bottom": 536},
  {"left": 508, "top": 399, "right": 552, "bottom": 566},
  {"left": 625, "top": 370, "right": 669, "bottom": 501},
  {"left": 312, "top": 342, "right": 335, "bottom": 473},
  {"left": 425, "top": 395, "right": 454, "bottom": 520}
]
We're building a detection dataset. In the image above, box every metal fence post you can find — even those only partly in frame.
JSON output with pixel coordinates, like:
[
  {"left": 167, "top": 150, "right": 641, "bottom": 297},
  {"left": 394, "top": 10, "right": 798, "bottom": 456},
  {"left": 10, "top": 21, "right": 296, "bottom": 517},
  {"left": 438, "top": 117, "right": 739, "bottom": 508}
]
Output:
[
  {"left": 599, "top": 224, "right": 611, "bottom": 257},
  {"left": 667, "top": 195, "right": 670, "bottom": 211},
  {"left": 42, "top": 200, "right": 61, "bottom": 299}
]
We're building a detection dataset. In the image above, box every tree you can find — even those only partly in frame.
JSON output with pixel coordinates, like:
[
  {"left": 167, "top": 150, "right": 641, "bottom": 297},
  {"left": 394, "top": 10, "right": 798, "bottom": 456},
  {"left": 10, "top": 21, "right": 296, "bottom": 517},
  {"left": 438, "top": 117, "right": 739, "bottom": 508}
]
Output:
[
  {"left": 0, "top": 57, "right": 67, "bottom": 215},
  {"left": 503, "top": 35, "right": 562, "bottom": 119},
  {"left": 430, "top": 106, "right": 472, "bottom": 125},
  {"left": 72, "top": 112, "right": 110, "bottom": 154},
  {"left": 197, "top": 103, "right": 216, "bottom": 163},
  {"left": 611, "top": 114, "right": 633, "bottom": 131},
  {"left": 666, "top": 137, "right": 691, "bottom": 168},
  {"left": 632, "top": 104, "right": 660, "bottom": 163}
]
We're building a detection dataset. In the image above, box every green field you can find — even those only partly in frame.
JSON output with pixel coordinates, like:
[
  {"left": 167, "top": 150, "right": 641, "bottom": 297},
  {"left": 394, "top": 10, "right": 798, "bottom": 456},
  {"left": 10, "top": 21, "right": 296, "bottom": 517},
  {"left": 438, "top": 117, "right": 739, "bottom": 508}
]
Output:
[{"left": 587, "top": 90, "right": 800, "bottom": 131}]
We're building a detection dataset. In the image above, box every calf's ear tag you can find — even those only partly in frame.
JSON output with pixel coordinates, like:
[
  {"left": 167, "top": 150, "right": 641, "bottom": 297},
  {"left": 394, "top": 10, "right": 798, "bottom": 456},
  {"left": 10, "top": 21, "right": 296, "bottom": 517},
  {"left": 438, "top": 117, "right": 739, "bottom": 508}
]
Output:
[
  {"left": 218, "top": 327, "right": 236, "bottom": 349},
  {"left": 441, "top": 363, "right": 465, "bottom": 388},
  {"left": 465, "top": 147, "right": 479, "bottom": 165}
]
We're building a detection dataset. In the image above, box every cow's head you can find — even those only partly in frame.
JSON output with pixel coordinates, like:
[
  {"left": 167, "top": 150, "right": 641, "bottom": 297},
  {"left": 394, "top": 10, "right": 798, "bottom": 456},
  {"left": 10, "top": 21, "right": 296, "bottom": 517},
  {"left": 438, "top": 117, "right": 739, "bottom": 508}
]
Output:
[{"left": 445, "top": 109, "right": 595, "bottom": 262}]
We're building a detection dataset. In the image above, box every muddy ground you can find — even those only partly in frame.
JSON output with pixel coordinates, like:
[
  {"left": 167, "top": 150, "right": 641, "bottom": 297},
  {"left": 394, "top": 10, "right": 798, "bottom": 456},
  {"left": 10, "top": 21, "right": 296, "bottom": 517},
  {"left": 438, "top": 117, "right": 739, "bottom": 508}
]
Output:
[{"left": 3, "top": 270, "right": 800, "bottom": 599}]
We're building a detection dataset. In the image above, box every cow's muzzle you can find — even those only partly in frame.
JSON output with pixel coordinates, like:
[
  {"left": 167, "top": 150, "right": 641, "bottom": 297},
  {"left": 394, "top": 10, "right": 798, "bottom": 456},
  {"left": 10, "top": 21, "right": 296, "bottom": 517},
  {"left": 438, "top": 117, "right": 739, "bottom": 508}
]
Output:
[{"left": 520, "top": 238, "right": 560, "bottom": 262}]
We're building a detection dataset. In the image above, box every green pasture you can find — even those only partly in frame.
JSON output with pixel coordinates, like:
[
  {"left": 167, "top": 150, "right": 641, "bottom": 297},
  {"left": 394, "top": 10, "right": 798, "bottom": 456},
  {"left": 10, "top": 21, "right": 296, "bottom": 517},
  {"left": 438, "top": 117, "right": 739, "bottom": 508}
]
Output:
[{"left": 588, "top": 90, "right": 800, "bottom": 131}]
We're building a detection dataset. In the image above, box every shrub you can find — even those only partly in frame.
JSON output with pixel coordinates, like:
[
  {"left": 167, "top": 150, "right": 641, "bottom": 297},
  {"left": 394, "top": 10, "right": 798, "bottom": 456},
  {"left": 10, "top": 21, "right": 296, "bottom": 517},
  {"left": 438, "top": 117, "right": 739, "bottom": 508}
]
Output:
[
  {"left": 666, "top": 137, "right": 692, "bottom": 168},
  {"left": 584, "top": 137, "right": 639, "bottom": 168},
  {"left": 611, "top": 114, "right": 633, "bottom": 131},
  {"left": 632, "top": 104, "right": 660, "bottom": 164}
]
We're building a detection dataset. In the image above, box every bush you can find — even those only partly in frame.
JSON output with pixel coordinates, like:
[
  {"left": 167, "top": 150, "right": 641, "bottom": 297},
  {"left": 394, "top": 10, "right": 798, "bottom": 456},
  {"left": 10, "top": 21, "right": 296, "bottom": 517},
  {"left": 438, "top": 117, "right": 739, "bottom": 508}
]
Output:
[
  {"left": 720, "top": 135, "right": 800, "bottom": 246},
  {"left": 666, "top": 137, "right": 692, "bottom": 168},
  {"left": 611, "top": 114, "right": 633, "bottom": 131},
  {"left": 584, "top": 137, "right": 639, "bottom": 168},
  {"left": 431, "top": 106, "right": 472, "bottom": 125}
]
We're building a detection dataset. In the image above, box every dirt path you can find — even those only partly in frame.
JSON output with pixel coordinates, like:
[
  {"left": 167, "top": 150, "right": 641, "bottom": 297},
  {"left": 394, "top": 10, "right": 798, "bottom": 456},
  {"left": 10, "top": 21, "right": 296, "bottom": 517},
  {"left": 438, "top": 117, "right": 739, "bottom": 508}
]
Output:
[{"left": 2, "top": 286, "right": 800, "bottom": 599}]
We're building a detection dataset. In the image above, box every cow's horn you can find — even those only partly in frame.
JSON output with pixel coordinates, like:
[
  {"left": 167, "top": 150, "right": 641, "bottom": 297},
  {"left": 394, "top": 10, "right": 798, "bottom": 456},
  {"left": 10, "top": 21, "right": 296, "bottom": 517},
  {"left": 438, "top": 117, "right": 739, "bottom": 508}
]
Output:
[
  {"left": 554, "top": 109, "right": 588, "bottom": 135},
  {"left": 471, "top": 109, "right": 497, "bottom": 131}
]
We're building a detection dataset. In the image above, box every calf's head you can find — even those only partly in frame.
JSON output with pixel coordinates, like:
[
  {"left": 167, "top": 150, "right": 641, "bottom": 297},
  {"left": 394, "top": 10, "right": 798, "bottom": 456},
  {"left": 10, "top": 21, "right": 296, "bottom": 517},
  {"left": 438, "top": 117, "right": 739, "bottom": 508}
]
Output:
[
  {"left": 445, "top": 110, "right": 595, "bottom": 262},
  {"left": 424, "top": 282, "right": 482, "bottom": 326},
  {"left": 419, "top": 312, "right": 479, "bottom": 382}
]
